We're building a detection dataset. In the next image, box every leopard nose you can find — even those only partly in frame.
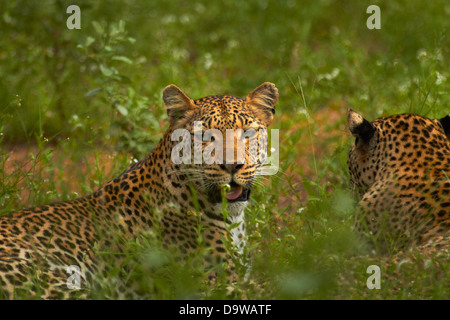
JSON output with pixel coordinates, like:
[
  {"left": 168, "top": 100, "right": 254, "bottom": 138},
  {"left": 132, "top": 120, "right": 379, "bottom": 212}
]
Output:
[{"left": 219, "top": 163, "right": 244, "bottom": 174}]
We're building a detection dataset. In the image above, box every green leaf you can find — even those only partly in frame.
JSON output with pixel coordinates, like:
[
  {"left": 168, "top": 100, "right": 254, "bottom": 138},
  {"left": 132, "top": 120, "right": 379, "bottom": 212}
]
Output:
[
  {"left": 112, "top": 55, "right": 133, "bottom": 64},
  {"left": 306, "top": 195, "right": 322, "bottom": 202},
  {"left": 127, "top": 87, "right": 135, "bottom": 98},
  {"left": 116, "top": 105, "right": 128, "bottom": 116},
  {"left": 85, "top": 88, "right": 102, "bottom": 97},
  {"left": 85, "top": 36, "right": 95, "bottom": 47},
  {"left": 118, "top": 20, "right": 126, "bottom": 32},
  {"left": 92, "top": 21, "right": 104, "bottom": 34},
  {"left": 99, "top": 64, "right": 113, "bottom": 77}
]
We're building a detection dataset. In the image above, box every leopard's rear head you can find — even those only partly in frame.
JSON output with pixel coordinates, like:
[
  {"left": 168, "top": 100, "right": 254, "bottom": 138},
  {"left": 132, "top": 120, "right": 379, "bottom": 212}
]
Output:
[
  {"left": 347, "top": 110, "right": 450, "bottom": 250},
  {"left": 162, "top": 83, "right": 278, "bottom": 206},
  {"left": 347, "top": 110, "right": 450, "bottom": 196}
]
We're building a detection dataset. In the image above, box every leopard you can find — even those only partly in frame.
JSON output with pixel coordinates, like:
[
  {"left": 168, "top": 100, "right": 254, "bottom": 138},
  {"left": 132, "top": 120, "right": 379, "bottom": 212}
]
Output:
[
  {"left": 0, "top": 82, "right": 279, "bottom": 299},
  {"left": 347, "top": 109, "right": 450, "bottom": 257}
]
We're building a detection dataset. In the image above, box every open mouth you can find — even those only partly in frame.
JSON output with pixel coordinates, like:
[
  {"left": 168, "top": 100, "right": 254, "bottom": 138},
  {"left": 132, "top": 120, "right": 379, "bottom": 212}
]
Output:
[{"left": 209, "top": 182, "right": 251, "bottom": 203}]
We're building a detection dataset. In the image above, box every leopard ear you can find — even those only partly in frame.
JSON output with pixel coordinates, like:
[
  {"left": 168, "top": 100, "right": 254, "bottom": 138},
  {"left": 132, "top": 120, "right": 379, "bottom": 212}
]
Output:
[
  {"left": 246, "top": 82, "right": 278, "bottom": 126},
  {"left": 347, "top": 109, "right": 376, "bottom": 147},
  {"left": 438, "top": 114, "right": 450, "bottom": 139},
  {"left": 163, "top": 85, "right": 198, "bottom": 127}
]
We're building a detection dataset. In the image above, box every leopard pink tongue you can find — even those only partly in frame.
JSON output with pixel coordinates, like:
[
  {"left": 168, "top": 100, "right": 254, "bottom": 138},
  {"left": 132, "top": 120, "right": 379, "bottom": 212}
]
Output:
[{"left": 225, "top": 186, "right": 243, "bottom": 200}]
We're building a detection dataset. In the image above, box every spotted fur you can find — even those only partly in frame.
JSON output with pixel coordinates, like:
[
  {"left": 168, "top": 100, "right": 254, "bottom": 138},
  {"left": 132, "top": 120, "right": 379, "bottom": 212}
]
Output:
[
  {"left": 347, "top": 110, "right": 450, "bottom": 254},
  {"left": 0, "top": 83, "right": 278, "bottom": 298}
]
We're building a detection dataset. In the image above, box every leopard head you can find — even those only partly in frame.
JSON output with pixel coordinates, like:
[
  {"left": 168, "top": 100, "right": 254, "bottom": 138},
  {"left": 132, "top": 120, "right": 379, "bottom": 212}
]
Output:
[{"left": 162, "top": 83, "right": 278, "bottom": 206}]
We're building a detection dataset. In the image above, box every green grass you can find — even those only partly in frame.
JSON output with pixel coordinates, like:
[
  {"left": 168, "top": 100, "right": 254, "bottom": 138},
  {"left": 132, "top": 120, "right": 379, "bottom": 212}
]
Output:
[{"left": 0, "top": 0, "right": 449, "bottom": 299}]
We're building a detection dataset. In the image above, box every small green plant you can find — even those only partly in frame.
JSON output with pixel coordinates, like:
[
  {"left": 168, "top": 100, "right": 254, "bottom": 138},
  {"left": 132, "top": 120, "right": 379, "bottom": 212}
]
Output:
[{"left": 77, "top": 20, "right": 163, "bottom": 159}]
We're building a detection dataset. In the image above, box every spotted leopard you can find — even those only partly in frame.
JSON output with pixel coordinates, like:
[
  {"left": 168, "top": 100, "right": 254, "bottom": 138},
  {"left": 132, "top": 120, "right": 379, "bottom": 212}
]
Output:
[
  {"left": 347, "top": 110, "right": 450, "bottom": 254},
  {"left": 0, "top": 82, "right": 278, "bottom": 299}
]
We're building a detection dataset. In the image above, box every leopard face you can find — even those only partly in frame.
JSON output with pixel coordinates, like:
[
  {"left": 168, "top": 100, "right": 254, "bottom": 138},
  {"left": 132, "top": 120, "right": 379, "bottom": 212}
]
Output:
[
  {"left": 162, "top": 83, "right": 277, "bottom": 214},
  {"left": 347, "top": 110, "right": 450, "bottom": 252}
]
